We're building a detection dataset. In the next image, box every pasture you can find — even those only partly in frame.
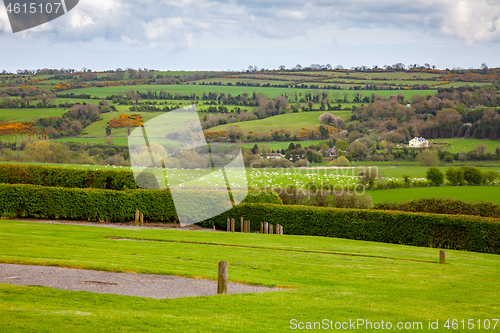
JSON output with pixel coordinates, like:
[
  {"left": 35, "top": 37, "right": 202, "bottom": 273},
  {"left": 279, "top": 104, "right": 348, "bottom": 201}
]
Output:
[
  {"left": 64, "top": 84, "right": 437, "bottom": 102},
  {"left": 0, "top": 220, "right": 498, "bottom": 332},
  {"left": 369, "top": 186, "right": 500, "bottom": 205},
  {"left": 430, "top": 138, "right": 500, "bottom": 154},
  {"left": 208, "top": 111, "right": 352, "bottom": 134}
]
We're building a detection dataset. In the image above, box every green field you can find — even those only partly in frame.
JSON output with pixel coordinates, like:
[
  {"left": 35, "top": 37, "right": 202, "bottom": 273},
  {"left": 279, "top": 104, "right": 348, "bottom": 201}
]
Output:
[
  {"left": 0, "top": 220, "right": 498, "bottom": 332},
  {"left": 430, "top": 138, "right": 500, "bottom": 153},
  {"left": 369, "top": 186, "right": 500, "bottom": 205},
  {"left": 65, "top": 84, "right": 437, "bottom": 101},
  {"left": 0, "top": 108, "right": 69, "bottom": 122},
  {"left": 209, "top": 111, "right": 352, "bottom": 134}
]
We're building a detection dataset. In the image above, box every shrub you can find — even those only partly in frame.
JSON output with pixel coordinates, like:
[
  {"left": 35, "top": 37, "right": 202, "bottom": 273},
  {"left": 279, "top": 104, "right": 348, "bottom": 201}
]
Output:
[
  {"left": 426, "top": 167, "right": 444, "bottom": 185},
  {"left": 445, "top": 167, "right": 465, "bottom": 185},
  {"left": 0, "top": 184, "right": 281, "bottom": 222},
  {"left": 275, "top": 187, "right": 373, "bottom": 209},
  {"left": 0, "top": 164, "right": 139, "bottom": 190},
  {"left": 374, "top": 197, "right": 500, "bottom": 218},
  {"left": 462, "top": 166, "right": 483, "bottom": 185},
  {"left": 329, "top": 155, "right": 349, "bottom": 166},
  {"left": 201, "top": 203, "right": 500, "bottom": 254}
]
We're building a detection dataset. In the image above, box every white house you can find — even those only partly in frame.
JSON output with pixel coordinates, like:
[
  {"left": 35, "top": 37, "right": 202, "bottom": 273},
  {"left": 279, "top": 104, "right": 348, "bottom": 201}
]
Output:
[
  {"left": 266, "top": 153, "right": 284, "bottom": 159},
  {"left": 409, "top": 137, "right": 429, "bottom": 148}
]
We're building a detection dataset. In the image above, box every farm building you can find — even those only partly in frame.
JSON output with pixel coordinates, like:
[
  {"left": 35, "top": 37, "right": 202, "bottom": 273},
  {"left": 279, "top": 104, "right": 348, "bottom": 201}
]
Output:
[
  {"left": 266, "top": 153, "right": 284, "bottom": 159},
  {"left": 409, "top": 137, "right": 429, "bottom": 148}
]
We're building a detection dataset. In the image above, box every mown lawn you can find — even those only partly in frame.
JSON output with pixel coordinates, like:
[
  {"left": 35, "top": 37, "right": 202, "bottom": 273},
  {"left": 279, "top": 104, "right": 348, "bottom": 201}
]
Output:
[{"left": 0, "top": 221, "right": 498, "bottom": 332}]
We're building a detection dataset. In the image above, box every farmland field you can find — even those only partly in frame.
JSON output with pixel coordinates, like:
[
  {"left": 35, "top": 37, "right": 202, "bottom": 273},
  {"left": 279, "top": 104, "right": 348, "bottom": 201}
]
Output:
[
  {"left": 369, "top": 186, "right": 500, "bottom": 205},
  {"left": 209, "top": 111, "right": 352, "bottom": 133},
  {"left": 65, "top": 84, "right": 437, "bottom": 101},
  {"left": 429, "top": 138, "right": 500, "bottom": 153},
  {"left": 0, "top": 108, "right": 69, "bottom": 122},
  {"left": 0, "top": 220, "right": 498, "bottom": 332}
]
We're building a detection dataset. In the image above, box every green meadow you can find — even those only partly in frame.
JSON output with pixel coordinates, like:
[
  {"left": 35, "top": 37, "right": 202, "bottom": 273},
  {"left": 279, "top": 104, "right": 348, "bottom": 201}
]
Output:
[
  {"left": 209, "top": 111, "right": 352, "bottom": 133},
  {"left": 429, "top": 138, "right": 500, "bottom": 153},
  {"left": 0, "top": 220, "right": 498, "bottom": 332},
  {"left": 369, "top": 186, "right": 500, "bottom": 205}
]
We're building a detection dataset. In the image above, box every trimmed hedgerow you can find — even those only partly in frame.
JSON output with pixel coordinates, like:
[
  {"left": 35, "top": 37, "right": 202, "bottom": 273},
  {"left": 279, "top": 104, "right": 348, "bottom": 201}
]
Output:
[
  {"left": 374, "top": 198, "right": 500, "bottom": 218},
  {"left": 201, "top": 203, "right": 500, "bottom": 254},
  {"left": 0, "top": 164, "right": 139, "bottom": 190},
  {"left": 0, "top": 184, "right": 281, "bottom": 223}
]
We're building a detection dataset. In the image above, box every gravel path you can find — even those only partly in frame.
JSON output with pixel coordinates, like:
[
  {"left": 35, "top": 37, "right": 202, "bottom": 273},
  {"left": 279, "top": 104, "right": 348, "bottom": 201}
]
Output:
[{"left": 0, "top": 264, "right": 282, "bottom": 299}]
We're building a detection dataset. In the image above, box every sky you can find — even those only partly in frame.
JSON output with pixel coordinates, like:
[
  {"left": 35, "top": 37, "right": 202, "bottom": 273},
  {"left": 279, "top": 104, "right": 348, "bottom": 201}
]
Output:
[{"left": 1, "top": 0, "right": 500, "bottom": 72}]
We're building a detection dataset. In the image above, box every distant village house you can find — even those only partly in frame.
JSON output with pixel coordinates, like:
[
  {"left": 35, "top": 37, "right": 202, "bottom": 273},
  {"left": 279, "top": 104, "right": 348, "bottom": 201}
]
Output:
[{"left": 409, "top": 137, "right": 429, "bottom": 148}]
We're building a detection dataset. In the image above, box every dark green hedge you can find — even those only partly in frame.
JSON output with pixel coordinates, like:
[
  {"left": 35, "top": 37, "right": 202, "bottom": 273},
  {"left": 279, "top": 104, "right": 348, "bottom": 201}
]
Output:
[
  {"left": 374, "top": 197, "right": 500, "bottom": 218},
  {"left": 201, "top": 203, "right": 500, "bottom": 254},
  {"left": 0, "top": 184, "right": 281, "bottom": 223},
  {"left": 0, "top": 164, "right": 139, "bottom": 190}
]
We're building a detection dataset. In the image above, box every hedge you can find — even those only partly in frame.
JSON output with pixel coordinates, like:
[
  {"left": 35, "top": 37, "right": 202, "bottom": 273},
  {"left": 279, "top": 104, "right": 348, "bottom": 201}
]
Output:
[
  {"left": 374, "top": 198, "right": 500, "bottom": 218},
  {"left": 0, "top": 184, "right": 281, "bottom": 223},
  {"left": 201, "top": 203, "right": 500, "bottom": 254},
  {"left": 0, "top": 164, "right": 139, "bottom": 190}
]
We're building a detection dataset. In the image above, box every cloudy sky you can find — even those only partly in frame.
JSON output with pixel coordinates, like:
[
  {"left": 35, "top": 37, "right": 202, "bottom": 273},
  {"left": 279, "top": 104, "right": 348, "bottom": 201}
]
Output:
[{"left": 1, "top": 0, "right": 499, "bottom": 72}]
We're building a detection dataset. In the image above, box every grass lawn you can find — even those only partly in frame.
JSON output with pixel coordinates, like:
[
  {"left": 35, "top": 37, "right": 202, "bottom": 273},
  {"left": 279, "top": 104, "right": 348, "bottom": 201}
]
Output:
[
  {"left": 369, "top": 185, "right": 500, "bottom": 205},
  {"left": 0, "top": 220, "right": 498, "bottom": 332}
]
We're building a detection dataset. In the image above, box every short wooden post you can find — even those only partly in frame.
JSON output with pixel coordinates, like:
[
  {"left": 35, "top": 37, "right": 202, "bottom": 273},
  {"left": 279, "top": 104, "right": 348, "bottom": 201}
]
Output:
[
  {"left": 260, "top": 222, "right": 263, "bottom": 234},
  {"left": 140, "top": 213, "right": 144, "bottom": 226},
  {"left": 281, "top": 225, "right": 284, "bottom": 235},
  {"left": 269, "top": 224, "right": 273, "bottom": 234},
  {"left": 246, "top": 220, "right": 250, "bottom": 233},
  {"left": 231, "top": 218, "right": 235, "bottom": 232},
  {"left": 439, "top": 250, "right": 446, "bottom": 264},
  {"left": 227, "top": 218, "right": 230, "bottom": 232},
  {"left": 135, "top": 209, "right": 139, "bottom": 226},
  {"left": 277, "top": 224, "right": 281, "bottom": 235},
  {"left": 264, "top": 222, "right": 268, "bottom": 234},
  {"left": 213, "top": 225, "right": 216, "bottom": 230},
  {"left": 240, "top": 217, "right": 244, "bottom": 232},
  {"left": 217, "top": 261, "right": 228, "bottom": 295}
]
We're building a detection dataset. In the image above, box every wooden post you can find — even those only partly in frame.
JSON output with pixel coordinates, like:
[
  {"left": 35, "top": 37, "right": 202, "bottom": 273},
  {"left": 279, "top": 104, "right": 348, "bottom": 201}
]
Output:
[
  {"left": 264, "top": 222, "right": 268, "bottom": 234},
  {"left": 439, "top": 250, "right": 446, "bottom": 264},
  {"left": 227, "top": 218, "right": 230, "bottom": 232},
  {"left": 277, "top": 224, "right": 281, "bottom": 235},
  {"left": 135, "top": 209, "right": 139, "bottom": 226},
  {"left": 240, "top": 217, "right": 244, "bottom": 232},
  {"left": 231, "top": 218, "right": 235, "bottom": 232},
  {"left": 269, "top": 224, "right": 273, "bottom": 234},
  {"left": 213, "top": 225, "right": 216, "bottom": 230},
  {"left": 217, "top": 261, "right": 228, "bottom": 295},
  {"left": 246, "top": 220, "right": 250, "bottom": 233},
  {"left": 281, "top": 225, "right": 284, "bottom": 235},
  {"left": 260, "top": 222, "right": 263, "bottom": 234},
  {"left": 140, "top": 213, "right": 144, "bottom": 226}
]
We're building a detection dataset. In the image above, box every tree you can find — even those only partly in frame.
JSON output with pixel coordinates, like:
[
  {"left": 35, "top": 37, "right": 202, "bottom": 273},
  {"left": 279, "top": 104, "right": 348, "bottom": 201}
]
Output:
[
  {"left": 426, "top": 167, "right": 444, "bottom": 185},
  {"left": 445, "top": 167, "right": 464, "bottom": 185},
  {"left": 251, "top": 144, "right": 259, "bottom": 154},
  {"left": 357, "top": 168, "right": 378, "bottom": 188},
  {"left": 462, "top": 166, "right": 483, "bottom": 185},
  {"left": 105, "top": 125, "right": 112, "bottom": 136},
  {"left": 329, "top": 155, "right": 349, "bottom": 166},
  {"left": 418, "top": 149, "right": 439, "bottom": 166}
]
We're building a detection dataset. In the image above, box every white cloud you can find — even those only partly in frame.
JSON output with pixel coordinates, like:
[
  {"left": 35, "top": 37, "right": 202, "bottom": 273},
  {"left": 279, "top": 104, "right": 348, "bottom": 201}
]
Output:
[{"left": 0, "top": 0, "right": 499, "bottom": 53}]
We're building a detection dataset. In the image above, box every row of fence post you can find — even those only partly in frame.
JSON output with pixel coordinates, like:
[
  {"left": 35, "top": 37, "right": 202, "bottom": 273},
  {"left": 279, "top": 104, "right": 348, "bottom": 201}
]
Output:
[{"left": 226, "top": 217, "right": 284, "bottom": 235}]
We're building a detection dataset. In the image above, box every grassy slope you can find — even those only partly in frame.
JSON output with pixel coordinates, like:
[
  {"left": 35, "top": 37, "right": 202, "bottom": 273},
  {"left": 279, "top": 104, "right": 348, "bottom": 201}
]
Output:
[
  {"left": 0, "top": 221, "right": 498, "bottom": 332},
  {"left": 369, "top": 185, "right": 500, "bottom": 205},
  {"left": 430, "top": 138, "right": 500, "bottom": 153},
  {"left": 209, "top": 111, "right": 352, "bottom": 133}
]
